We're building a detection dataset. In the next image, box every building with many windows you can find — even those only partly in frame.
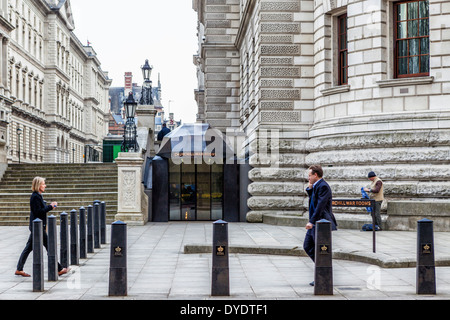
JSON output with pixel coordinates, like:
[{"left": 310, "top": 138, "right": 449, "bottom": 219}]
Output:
[
  {"left": 0, "top": 0, "right": 111, "bottom": 172},
  {"left": 193, "top": 0, "right": 450, "bottom": 229}
]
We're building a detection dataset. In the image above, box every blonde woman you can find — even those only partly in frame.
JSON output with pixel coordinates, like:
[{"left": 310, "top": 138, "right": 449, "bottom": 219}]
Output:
[{"left": 15, "top": 177, "right": 69, "bottom": 277}]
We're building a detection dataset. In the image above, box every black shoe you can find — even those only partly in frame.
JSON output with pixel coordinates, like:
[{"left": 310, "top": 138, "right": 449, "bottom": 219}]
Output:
[{"left": 309, "top": 281, "right": 314, "bottom": 286}]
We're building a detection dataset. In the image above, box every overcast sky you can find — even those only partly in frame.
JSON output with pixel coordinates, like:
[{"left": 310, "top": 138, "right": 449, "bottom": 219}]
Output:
[{"left": 70, "top": 0, "right": 199, "bottom": 123}]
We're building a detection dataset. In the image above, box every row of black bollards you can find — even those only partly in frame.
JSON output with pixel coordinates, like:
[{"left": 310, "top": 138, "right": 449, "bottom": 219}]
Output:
[
  {"left": 209, "top": 218, "right": 438, "bottom": 297},
  {"left": 31, "top": 201, "right": 107, "bottom": 292},
  {"left": 312, "top": 218, "right": 438, "bottom": 296},
  {"left": 32, "top": 214, "right": 437, "bottom": 296},
  {"left": 58, "top": 202, "right": 107, "bottom": 267},
  {"left": 312, "top": 218, "right": 437, "bottom": 296}
]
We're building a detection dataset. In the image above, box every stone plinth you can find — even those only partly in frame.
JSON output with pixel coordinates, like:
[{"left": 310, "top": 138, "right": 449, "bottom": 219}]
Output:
[
  {"left": 115, "top": 152, "right": 146, "bottom": 225},
  {"left": 387, "top": 200, "right": 450, "bottom": 231}
]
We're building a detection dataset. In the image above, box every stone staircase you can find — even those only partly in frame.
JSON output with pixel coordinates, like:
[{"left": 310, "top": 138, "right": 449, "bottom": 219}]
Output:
[{"left": 0, "top": 163, "right": 118, "bottom": 226}]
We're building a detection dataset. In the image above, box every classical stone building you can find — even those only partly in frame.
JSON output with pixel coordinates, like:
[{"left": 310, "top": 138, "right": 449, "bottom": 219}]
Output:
[
  {"left": 193, "top": 0, "right": 450, "bottom": 229},
  {"left": 0, "top": 0, "right": 111, "bottom": 173}
]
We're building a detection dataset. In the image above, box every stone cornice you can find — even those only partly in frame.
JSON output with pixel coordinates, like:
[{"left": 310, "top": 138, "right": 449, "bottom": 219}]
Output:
[
  {"left": 376, "top": 76, "right": 434, "bottom": 88},
  {"left": 0, "top": 15, "right": 14, "bottom": 32},
  {"left": 201, "top": 43, "right": 237, "bottom": 58},
  {"left": 11, "top": 105, "right": 48, "bottom": 127},
  {"left": 235, "top": 0, "right": 256, "bottom": 49}
]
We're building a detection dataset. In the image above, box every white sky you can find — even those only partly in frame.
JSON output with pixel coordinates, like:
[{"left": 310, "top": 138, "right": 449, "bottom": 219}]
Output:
[{"left": 70, "top": 0, "right": 199, "bottom": 123}]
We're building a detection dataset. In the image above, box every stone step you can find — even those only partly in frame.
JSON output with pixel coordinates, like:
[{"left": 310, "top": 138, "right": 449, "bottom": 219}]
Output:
[
  {"left": 0, "top": 163, "right": 118, "bottom": 226},
  {"left": 0, "top": 216, "right": 117, "bottom": 224},
  {"left": 0, "top": 192, "right": 117, "bottom": 199},
  {"left": 0, "top": 199, "right": 117, "bottom": 206},
  {"left": 1, "top": 173, "right": 118, "bottom": 179},
  {"left": 0, "top": 187, "right": 118, "bottom": 193},
  {"left": 7, "top": 163, "right": 117, "bottom": 168},
  {"left": 262, "top": 213, "right": 387, "bottom": 230}
]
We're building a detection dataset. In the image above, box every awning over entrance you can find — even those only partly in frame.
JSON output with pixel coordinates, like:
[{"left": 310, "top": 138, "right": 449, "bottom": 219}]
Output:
[
  {"left": 156, "top": 123, "right": 235, "bottom": 162},
  {"left": 151, "top": 123, "right": 243, "bottom": 223}
]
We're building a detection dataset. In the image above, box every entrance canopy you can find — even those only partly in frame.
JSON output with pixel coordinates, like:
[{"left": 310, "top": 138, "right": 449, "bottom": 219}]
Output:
[{"left": 156, "top": 123, "right": 235, "bottom": 162}]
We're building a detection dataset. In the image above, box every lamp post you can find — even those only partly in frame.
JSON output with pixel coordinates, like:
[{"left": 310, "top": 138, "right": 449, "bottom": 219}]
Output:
[
  {"left": 17, "top": 127, "right": 22, "bottom": 164},
  {"left": 121, "top": 92, "right": 139, "bottom": 152},
  {"left": 139, "top": 59, "right": 153, "bottom": 105}
]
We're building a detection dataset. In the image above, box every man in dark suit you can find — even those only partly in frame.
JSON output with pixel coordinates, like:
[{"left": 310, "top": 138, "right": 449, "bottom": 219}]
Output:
[
  {"left": 303, "top": 165, "right": 337, "bottom": 285},
  {"left": 157, "top": 123, "right": 171, "bottom": 141}
]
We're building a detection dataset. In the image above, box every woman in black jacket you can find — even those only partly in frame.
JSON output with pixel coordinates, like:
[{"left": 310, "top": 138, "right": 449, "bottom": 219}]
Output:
[{"left": 15, "top": 177, "right": 70, "bottom": 277}]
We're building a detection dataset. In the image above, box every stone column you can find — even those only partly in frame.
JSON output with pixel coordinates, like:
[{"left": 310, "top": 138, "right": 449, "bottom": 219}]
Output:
[
  {"left": 136, "top": 104, "right": 156, "bottom": 158},
  {"left": 115, "top": 152, "right": 146, "bottom": 225}
]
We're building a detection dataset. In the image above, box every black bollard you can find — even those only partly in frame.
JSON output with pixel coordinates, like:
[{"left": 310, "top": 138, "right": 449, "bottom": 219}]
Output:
[
  {"left": 47, "top": 215, "right": 58, "bottom": 281},
  {"left": 211, "top": 220, "right": 229, "bottom": 296},
  {"left": 100, "top": 201, "right": 106, "bottom": 244},
  {"left": 70, "top": 209, "right": 79, "bottom": 265},
  {"left": 109, "top": 220, "right": 127, "bottom": 296},
  {"left": 87, "top": 205, "right": 94, "bottom": 253},
  {"left": 79, "top": 207, "right": 87, "bottom": 259},
  {"left": 314, "top": 219, "right": 333, "bottom": 295},
  {"left": 60, "top": 212, "right": 69, "bottom": 268},
  {"left": 32, "top": 218, "right": 44, "bottom": 292},
  {"left": 417, "top": 218, "right": 436, "bottom": 295},
  {"left": 93, "top": 202, "right": 101, "bottom": 249}
]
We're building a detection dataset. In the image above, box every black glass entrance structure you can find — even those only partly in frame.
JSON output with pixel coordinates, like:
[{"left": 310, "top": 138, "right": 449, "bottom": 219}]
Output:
[{"left": 151, "top": 123, "right": 242, "bottom": 222}]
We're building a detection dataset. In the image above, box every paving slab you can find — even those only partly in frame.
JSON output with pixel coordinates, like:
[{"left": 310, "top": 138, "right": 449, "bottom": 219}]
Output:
[{"left": 0, "top": 222, "right": 449, "bottom": 303}]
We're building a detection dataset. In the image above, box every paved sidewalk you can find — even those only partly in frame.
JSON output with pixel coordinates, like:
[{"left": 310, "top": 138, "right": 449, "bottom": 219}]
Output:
[{"left": 1, "top": 222, "right": 450, "bottom": 300}]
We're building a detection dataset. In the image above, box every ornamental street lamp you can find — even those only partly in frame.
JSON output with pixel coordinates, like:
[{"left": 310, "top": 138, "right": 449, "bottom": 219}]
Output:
[
  {"left": 142, "top": 59, "right": 152, "bottom": 82},
  {"left": 139, "top": 59, "right": 153, "bottom": 105},
  {"left": 121, "top": 92, "right": 139, "bottom": 152},
  {"left": 17, "top": 127, "right": 22, "bottom": 164}
]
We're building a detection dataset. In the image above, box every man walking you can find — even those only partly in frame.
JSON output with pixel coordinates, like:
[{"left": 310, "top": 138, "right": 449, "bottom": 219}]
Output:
[{"left": 303, "top": 165, "right": 337, "bottom": 286}]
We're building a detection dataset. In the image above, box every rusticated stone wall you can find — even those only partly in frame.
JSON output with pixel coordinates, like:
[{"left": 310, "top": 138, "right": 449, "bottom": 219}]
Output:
[
  {"left": 236, "top": 0, "right": 314, "bottom": 222},
  {"left": 193, "top": 0, "right": 241, "bottom": 132},
  {"left": 194, "top": 0, "right": 450, "bottom": 229}
]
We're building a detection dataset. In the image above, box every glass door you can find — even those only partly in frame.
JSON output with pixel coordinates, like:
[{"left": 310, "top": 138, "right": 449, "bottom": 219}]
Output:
[
  {"left": 197, "top": 163, "right": 211, "bottom": 220},
  {"left": 168, "top": 161, "right": 223, "bottom": 221},
  {"left": 169, "top": 160, "right": 181, "bottom": 220},
  {"left": 211, "top": 164, "right": 223, "bottom": 220},
  {"left": 181, "top": 163, "right": 196, "bottom": 220}
]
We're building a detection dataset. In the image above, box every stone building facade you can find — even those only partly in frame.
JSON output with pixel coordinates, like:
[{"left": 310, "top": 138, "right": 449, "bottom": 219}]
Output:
[
  {"left": 0, "top": 0, "right": 111, "bottom": 171},
  {"left": 193, "top": 0, "right": 450, "bottom": 229}
]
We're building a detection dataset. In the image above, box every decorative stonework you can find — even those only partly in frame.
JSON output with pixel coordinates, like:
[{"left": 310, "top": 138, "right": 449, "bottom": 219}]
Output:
[
  {"left": 122, "top": 170, "right": 137, "bottom": 208},
  {"left": 260, "top": 2, "right": 300, "bottom": 12},
  {"left": 260, "top": 101, "right": 294, "bottom": 110},
  {"left": 115, "top": 152, "right": 146, "bottom": 225},
  {"left": 260, "top": 89, "right": 300, "bottom": 100},
  {"left": 260, "top": 111, "right": 301, "bottom": 122},
  {"left": 261, "top": 67, "right": 300, "bottom": 77},
  {"left": 260, "top": 23, "right": 300, "bottom": 33},
  {"left": 260, "top": 44, "right": 301, "bottom": 55}
]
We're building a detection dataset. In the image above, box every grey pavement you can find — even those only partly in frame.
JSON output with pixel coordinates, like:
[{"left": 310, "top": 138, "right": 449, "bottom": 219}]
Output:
[{"left": 1, "top": 222, "right": 450, "bottom": 301}]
